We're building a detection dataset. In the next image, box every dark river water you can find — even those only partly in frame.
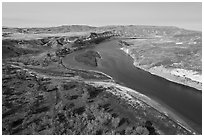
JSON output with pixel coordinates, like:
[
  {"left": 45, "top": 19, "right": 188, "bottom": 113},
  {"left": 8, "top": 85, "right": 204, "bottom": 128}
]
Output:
[{"left": 63, "top": 39, "right": 202, "bottom": 133}]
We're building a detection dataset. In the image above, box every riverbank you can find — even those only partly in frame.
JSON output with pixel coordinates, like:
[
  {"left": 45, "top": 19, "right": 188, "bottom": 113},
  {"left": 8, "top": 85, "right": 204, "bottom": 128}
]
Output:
[
  {"left": 148, "top": 66, "right": 202, "bottom": 91},
  {"left": 120, "top": 46, "right": 202, "bottom": 91},
  {"left": 86, "top": 81, "right": 196, "bottom": 134}
]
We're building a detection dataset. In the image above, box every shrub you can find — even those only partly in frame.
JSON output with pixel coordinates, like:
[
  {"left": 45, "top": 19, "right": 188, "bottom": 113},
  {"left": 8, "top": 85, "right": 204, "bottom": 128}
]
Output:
[{"left": 135, "top": 126, "right": 149, "bottom": 135}]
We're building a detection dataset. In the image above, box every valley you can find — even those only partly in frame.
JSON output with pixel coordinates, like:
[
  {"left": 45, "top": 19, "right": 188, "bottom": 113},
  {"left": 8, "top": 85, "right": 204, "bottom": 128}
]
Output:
[{"left": 2, "top": 25, "right": 202, "bottom": 135}]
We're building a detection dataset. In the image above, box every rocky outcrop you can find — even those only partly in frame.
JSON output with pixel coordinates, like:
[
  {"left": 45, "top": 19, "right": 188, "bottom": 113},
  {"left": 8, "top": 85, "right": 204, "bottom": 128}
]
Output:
[{"left": 74, "top": 31, "right": 119, "bottom": 46}]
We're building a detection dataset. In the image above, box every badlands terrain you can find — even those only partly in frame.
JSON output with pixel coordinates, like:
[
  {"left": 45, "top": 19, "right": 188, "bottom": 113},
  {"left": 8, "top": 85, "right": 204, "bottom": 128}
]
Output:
[{"left": 2, "top": 25, "right": 201, "bottom": 135}]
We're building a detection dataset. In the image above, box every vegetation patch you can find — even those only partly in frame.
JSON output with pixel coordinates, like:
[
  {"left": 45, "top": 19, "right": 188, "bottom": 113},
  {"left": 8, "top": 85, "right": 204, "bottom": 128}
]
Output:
[{"left": 75, "top": 50, "right": 101, "bottom": 67}]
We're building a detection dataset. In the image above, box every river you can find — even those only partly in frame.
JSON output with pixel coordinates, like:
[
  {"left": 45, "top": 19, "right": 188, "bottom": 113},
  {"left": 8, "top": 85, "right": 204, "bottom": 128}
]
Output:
[{"left": 63, "top": 39, "right": 202, "bottom": 134}]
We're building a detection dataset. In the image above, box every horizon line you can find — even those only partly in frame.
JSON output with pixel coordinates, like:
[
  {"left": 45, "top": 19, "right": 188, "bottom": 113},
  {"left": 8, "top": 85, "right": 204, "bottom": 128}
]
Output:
[{"left": 2, "top": 24, "right": 201, "bottom": 32}]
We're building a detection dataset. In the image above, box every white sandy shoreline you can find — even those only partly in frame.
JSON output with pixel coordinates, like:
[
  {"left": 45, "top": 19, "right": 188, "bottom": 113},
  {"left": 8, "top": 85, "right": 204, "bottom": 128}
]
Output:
[
  {"left": 120, "top": 47, "right": 202, "bottom": 91},
  {"left": 148, "top": 66, "right": 202, "bottom": 91}
]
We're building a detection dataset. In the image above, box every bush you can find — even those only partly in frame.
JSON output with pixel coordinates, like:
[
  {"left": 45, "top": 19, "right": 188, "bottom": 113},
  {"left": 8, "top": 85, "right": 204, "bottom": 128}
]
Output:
[
  {"left": 135, "top": 126, "right": 149, "bottom": 135},
  {"left": 111, "top": 117, "right": 121, "bottom": 128}
]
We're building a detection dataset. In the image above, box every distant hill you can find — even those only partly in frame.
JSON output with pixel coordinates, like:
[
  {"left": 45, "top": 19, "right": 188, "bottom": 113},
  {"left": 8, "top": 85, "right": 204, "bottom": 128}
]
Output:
[{"left": 3, "top": 25, "right": 201, "bottom": 36}]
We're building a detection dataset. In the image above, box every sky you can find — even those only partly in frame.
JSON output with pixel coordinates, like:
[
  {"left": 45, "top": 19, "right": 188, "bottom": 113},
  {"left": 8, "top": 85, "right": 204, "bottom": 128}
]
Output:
[{"left": 2, "top": 2, "right": 202, "bottom": 31}]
